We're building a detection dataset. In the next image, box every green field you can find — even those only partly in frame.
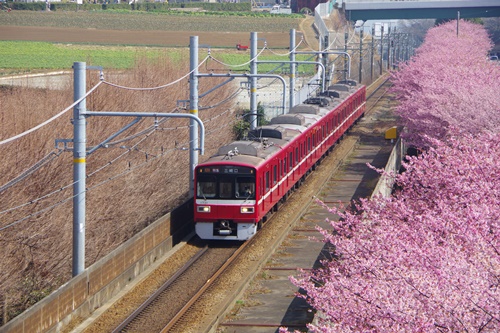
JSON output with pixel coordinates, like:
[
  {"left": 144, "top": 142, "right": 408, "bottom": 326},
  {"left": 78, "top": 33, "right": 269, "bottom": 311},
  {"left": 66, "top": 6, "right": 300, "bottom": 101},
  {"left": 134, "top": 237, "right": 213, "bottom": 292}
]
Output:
[
  {"left": 0, "top": 41, "right": 316, "bottom": 74},
  {"left": 0, "top": 41, "right": 159, "bottom": 70}
]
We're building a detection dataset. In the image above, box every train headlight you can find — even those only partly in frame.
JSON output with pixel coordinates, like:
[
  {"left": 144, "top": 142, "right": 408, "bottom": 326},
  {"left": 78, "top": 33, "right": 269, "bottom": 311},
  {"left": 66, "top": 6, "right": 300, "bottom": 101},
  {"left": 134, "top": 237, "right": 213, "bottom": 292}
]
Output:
[
  {"left": 197, "top": 206, "right": 211, "bottom": 213},
  {"left": 241, "top": 206, "right": 254, "bottom": 214}
]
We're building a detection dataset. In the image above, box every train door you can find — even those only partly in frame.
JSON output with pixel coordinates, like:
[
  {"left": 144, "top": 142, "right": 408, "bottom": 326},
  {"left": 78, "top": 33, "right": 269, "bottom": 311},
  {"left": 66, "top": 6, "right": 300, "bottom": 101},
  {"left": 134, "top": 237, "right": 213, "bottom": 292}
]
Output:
[
  {"left": 307, "top": 136, "right": 312, "bottom": 167},
  {"left": 295, "top": 146, "right": 299, "bottom": 178},
  {"left": 265, "top": 171, "right": 270, "bottom": 211},
  {"left": 273, "top": 163, "right": 278, "bottom": 202}
]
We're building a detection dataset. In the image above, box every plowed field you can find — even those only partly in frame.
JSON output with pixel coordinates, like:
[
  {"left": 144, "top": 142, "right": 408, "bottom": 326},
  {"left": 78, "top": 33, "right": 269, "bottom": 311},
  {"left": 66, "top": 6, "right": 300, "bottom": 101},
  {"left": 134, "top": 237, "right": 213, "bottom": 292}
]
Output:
[
  {"left": 0, "top": 11, "right": 305, "bottom": 48},
  {"left": 2, "top": 25, "right": 293, "bottom": 48}
]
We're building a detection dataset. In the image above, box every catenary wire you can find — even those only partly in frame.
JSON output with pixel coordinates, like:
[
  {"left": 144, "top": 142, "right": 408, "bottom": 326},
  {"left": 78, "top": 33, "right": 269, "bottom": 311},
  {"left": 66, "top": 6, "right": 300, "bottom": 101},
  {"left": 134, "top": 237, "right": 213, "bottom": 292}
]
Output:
[
  {"left": 0, "top": 81, "right": 103, "bottom": 146},
  {"left": 265, "top": 37, "right": 304, "bottom": 56},
  {"left": 0, "top": 150, "right": 63, "bottom": 194},
  {"left": 100, "top": 55, "right": 210, "bottom": 91},
  {"left": 209, "top": 45, "right": 267, "bottom": 68}
]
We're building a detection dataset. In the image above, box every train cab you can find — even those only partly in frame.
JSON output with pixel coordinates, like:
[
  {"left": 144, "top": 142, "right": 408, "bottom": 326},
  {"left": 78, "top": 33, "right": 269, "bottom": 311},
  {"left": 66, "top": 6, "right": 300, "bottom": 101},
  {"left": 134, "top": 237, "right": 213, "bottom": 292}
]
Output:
[{"left": 194, "top": 163, "right": 259, "bottom": 240}]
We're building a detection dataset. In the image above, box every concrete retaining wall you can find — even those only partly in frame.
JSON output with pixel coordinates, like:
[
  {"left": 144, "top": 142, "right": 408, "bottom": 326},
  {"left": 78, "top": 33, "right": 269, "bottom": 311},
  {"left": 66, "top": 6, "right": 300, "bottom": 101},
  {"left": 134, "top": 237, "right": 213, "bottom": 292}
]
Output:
[
  {"left": 371, "top": 138, "right": 405, "bottom": 198},
  {"left": 1, "top": 200, "right": 193, "bottom": 333}
]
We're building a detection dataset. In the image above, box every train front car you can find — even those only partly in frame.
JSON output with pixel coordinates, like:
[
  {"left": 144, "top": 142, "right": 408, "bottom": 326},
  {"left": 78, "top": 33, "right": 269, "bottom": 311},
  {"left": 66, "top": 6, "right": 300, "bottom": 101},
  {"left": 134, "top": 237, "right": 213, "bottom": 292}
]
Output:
[
  {"left": 195, "top": 162, "right": 257, "bottom": 240},
  {"left": 194, "top": 141, "right": 273, "bottom": 241}
]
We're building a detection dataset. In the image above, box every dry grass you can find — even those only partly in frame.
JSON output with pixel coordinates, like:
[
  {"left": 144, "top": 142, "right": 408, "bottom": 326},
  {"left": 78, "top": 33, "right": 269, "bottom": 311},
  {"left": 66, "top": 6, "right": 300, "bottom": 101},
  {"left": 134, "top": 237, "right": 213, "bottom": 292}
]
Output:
[{"left": 0, "top": 54, "right": 237, "bottom": 323}]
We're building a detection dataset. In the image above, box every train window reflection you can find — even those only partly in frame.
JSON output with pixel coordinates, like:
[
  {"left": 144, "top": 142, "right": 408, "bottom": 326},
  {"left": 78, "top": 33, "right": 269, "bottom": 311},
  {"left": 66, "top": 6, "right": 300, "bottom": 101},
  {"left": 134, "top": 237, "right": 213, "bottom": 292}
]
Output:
[
  {"left": 220, "top": 180, "right": 233, "bottom": 198},
  {"left": 197, "top": 175, "right": 216, "bottom": 198},
  {"left": 236, "top": 176, "right": 255, "bottom": 199}
]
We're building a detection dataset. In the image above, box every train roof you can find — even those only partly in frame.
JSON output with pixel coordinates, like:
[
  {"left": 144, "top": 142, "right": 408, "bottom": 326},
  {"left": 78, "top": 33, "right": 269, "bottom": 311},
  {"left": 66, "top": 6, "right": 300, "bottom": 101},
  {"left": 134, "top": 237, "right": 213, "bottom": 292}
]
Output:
[
  {"left": 268, "top": 113, "right": 322, "bottom": 128},
  {"left": 197, "top": 81, "right": 365, "bottom": 170},
  {"left": 248, "top": 125, "right": 303, "bottom": 141},
  {"left": 205, "top": 138, "right": 289, "bottom": 167}
]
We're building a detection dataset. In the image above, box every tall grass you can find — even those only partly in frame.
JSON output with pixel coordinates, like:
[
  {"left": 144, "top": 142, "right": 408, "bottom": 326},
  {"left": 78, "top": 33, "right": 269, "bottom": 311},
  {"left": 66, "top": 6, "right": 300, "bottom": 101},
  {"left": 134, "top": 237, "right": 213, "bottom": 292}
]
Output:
[{"left": 0, "top": 54, "right": 237, "bottom": 324}]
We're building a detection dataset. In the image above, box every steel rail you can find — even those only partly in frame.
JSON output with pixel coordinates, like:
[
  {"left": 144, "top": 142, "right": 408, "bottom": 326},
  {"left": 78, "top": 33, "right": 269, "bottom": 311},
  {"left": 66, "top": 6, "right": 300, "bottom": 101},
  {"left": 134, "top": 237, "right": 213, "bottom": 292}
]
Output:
[
  {"left": 366, "top": 74, "right": 392, "bottom": 110},
  {"left": 111, "top": 245, "right": 209, "bottom": 333},
  {"left": 160, "top": 238, "right": 258, "bottom": 332}
]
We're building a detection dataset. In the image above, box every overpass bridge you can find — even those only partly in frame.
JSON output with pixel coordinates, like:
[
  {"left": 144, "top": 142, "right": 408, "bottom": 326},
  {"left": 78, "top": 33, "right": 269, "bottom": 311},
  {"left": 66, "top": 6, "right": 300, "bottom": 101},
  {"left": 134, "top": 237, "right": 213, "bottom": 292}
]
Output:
[{"left": 343, "top": 0, "right": 500, "bottom": 21}]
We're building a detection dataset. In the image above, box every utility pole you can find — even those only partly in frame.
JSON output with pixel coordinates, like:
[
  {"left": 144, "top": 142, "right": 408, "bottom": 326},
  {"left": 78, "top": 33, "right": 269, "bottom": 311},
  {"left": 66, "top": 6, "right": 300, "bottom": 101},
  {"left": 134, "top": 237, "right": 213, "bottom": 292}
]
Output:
[
  {"left": 359, "top": 29, "right": 363, "bottom": 84},
  {"left": 250, "top": 32, "right": 258, "bottom": 130},
  {"left": 189, "top": 36, "right": 199, "bottom": 197},
  {"left": 72, "top": 62, "right": 86, "bottom": 277},
  {"left": 387, "top": 26, "right": 392, "bottom": 71},
  {"left": 344, "top": 32, "right": 349, "bottom": 81},
  {"left": 380, "top": 24, "right": 384, "bottom": 75},
  {"left": 290, "top": 29, "right": 296, "bottom": 108},
  {"left": 371, "top": 26, "right": 375, "bottom": 82}
]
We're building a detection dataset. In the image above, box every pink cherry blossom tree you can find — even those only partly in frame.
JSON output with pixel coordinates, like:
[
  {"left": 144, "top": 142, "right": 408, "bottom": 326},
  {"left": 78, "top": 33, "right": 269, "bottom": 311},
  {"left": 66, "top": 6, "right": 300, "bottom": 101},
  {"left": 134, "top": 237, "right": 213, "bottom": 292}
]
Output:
[
  {"left": 391, "top": 20, "right": 500, "bottom": 148},
  {"left": 284, "top": 21, "right": 500, "bottom": 332}
]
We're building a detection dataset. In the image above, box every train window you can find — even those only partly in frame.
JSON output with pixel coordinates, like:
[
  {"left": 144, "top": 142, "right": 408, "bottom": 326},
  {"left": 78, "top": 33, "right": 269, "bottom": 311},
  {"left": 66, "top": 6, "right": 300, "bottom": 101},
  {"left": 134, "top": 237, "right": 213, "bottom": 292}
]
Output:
[
  {"left": 265, "top": 172, "right": 270, "bottom": 191},
  {"left": 196, "top": 175, "right": 216, "bottom": 199},
  {"left": 236, "top": 176, "right": 255, "bottom": 199},
  {"left": 308, "top": 137, "right": 311, "bottom": 152},
  {"left": 273, "top": 165, "right": 277, "bottom": 184},
  {"left": 284, "top": 158, "right": 287, "bottom": 175},
  {"left": 260, "top": 176, "right": 263, "bottom": 196},
  {"left": 295, "top": 148, "right": 298, "bottom": 164},
  {"left": 219, "top": 178, "right": 233, "bottom": 199}
]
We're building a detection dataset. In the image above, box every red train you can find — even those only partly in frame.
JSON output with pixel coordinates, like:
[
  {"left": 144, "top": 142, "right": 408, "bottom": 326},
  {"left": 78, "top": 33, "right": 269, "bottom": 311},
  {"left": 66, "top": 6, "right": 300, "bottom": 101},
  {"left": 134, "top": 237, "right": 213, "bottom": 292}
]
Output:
[{"left": 194, "top": 81, "right": 366, "bottom": 240}]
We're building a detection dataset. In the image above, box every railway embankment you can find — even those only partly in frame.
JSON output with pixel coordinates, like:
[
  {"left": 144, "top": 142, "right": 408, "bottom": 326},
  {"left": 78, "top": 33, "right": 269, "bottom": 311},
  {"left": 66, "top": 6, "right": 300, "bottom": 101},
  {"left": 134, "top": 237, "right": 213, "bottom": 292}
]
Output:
[{"left": 0, "top": 201, "right": 194, "bottom": 333}]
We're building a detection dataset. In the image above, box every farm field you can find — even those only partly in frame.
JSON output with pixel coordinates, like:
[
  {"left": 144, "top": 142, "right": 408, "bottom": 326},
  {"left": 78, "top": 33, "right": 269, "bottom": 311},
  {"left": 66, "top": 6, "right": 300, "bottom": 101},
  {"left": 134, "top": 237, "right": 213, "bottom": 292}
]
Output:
[
  {"left": 0, "top": 11, "right": 302, "bottom": 48},
  {"left": 0, "top": 11, "right": 312, "bottom": 73}
]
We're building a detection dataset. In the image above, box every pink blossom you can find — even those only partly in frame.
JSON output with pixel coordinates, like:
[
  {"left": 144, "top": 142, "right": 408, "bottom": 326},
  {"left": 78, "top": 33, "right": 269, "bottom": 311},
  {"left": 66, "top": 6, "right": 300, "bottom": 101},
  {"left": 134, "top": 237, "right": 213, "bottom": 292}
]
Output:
[{"left": 285, "top": 21, "right": 500, "bottom": 333}]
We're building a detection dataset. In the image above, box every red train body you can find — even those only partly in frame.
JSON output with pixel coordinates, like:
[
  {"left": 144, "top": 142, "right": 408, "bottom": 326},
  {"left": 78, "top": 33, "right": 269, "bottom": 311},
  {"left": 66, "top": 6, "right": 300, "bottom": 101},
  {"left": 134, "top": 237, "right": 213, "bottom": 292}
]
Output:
[{"left": 194, "top": 81, "right": 366, "bottom": 240}]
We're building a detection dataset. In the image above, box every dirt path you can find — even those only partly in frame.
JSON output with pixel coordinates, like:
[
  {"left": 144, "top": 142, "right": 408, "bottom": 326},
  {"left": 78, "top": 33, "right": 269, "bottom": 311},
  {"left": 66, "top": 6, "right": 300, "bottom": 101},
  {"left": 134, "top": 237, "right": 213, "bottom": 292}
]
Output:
[{"left": 299, "top": 15, "right": 319, "bottom": 49}]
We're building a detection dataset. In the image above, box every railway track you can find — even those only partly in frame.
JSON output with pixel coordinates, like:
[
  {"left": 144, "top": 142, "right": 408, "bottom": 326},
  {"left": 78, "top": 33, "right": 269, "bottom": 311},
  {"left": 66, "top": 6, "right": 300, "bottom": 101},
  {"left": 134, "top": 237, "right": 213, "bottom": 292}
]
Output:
[
  {"left": 111, "top": 236, "right": 264, "bottom": 332},
  {"left": 77, "top": 75, "right": 394, "bottom": 333},
  {"left": 109, "top": 243, "right": 233, "bottom": 332},
  {"left": 366, "top": 74, "right": 392, "bottom": 111}
]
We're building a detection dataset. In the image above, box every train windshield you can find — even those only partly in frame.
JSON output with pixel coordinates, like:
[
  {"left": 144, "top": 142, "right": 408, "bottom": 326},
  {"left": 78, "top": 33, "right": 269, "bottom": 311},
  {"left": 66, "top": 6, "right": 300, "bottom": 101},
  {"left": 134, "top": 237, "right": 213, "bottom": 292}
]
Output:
[
  {"left": 196, "top": 174, "right": 255, "bottom": 200},
  {"left": 197, "top": 175, "right": 217, "bottom": 198}
]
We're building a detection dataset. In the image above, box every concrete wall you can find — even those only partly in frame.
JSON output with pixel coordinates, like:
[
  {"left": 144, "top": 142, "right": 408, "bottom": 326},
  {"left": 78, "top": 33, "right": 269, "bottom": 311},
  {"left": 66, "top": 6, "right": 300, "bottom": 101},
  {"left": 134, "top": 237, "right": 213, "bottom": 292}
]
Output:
[
  {"left": 1, "top": 200, "right": 193, "bottom": 333},
  {"left": 371, "top": 137, "right": 405, "bottom": 198}
]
